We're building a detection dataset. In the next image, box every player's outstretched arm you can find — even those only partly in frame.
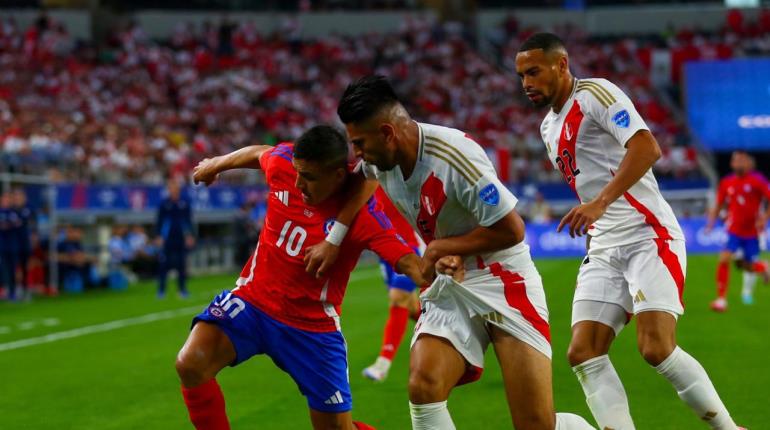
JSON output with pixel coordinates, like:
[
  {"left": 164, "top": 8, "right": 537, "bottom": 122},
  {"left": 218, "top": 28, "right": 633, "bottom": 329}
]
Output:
[
  {"left": 420, "top": 210, "right": 525, "bottom": 281},
  {"left": 559, "top": 129, "right": 661, "bottom": 238},
  {"left": 304, "top": 173, "right": 379, "bottom": 278},
  {"left": 395, "top": 253, "right": 430, "bottom": 287},
  {"left": 192, "top": 145, "right": 274, "bottom": 186}
]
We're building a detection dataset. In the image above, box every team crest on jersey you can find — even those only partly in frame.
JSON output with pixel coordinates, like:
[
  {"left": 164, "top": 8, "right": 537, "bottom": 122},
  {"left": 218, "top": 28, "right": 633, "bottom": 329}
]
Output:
[
  {"left": 612, "top": 110, "right": 630, "bottom": 128},
  {"left": 479, "top": 184, "right": 500, "bottom": 206},
  {"left": 324, "top": 218, "right": 336, "bottom": 235},
  {"left": 208, "top": 305, "right": 226, "bottom": 319}
]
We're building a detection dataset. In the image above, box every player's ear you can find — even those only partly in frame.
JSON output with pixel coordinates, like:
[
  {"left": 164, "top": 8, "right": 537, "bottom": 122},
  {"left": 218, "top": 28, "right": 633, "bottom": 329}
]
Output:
[{"left": 380, "top": 123, "right": 396, "bottom": 142}]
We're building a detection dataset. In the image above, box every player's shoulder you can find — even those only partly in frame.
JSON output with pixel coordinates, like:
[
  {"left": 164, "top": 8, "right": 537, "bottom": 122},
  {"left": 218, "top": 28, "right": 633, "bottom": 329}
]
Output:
[
  {"left": 748, "top": 171, "right": 769, "bottom": 184},
  {"left": 721, "top": 173, "right": 737, "bottom": 184},
  {"left": 575, "top": 77, "right": 625, "bottom": 110},
  {"left": 263, "top": 142, "right": 295, "bottom": 172},
  {"left": 419, "top": 122, "right": 486, "bottom": 184}
]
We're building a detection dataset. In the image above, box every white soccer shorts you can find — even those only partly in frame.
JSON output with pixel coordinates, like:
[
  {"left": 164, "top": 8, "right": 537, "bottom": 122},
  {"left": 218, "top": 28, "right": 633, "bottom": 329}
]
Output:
[
  {"left": 412, "top": 256, "right": 552, "bottom": 373},
  {"left": 572, "top": 238, "right": 686, "bottom": 334}
]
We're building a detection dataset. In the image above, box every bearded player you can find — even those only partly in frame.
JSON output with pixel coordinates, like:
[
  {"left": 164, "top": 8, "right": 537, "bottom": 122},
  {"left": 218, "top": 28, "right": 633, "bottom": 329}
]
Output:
[{"left": 516, "top": 32, "right": 743, "bottom": 429}]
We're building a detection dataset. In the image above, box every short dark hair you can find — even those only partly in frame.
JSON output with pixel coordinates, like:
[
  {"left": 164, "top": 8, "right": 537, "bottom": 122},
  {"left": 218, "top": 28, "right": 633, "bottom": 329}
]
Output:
[
  {"left": 518, "top": 32, "right": 566, "bottom": 54},
  {"left": 337, "top": 75, "right": 400, "bottom": 124},
  {"left": 293, "top": 125, "right": 349, "bottom": 169}
]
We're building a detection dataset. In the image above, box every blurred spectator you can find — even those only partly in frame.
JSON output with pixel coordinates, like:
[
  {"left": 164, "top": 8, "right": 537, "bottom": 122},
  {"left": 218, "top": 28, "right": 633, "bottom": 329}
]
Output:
[
  {"left": 0, "top": 191, "right": 21, "bottom": 300},
  {"left": 156, "top": 179, "right": 194, "bottom": 299},
  {"left": 127, "top": 225, "right": 156, "bottom": 279},
  {"left": 107, "top": 225, "right": 130, "bottom": 290},
  {"left": 12, "top": 188, "right": 35, "bottom": 300},
  {"left": 108, "top": 225, "right": 130, "bottom": 265},
  {"left": 56, "top": 225, "right": 96, "bottom": 292},
  {"left": 527, "top": 191, "right": 553, "bottom": 224}
]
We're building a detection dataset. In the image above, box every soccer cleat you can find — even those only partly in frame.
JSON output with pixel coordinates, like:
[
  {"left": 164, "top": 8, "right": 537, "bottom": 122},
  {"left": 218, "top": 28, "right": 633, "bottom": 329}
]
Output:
[
  {"left": 759, "top": 261, "right": 770, "bottom": 284},
  {"left": 362, "top": 356, "right": 392, "bottom": 382},
  {"left": 742, "top": 293, "right": 754, "bottom": 305},
  {"left": 710, "top": 298, "right": 727, "bottom": 312}
]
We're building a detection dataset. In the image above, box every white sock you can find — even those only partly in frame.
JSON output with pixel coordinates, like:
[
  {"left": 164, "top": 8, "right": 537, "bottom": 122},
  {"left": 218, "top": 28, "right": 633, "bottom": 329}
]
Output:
[
  {"left": 555, "top": 412, "right": 596, "bottom": 429},
  {"left": 572, "top": 355, "right": 635, "bottom": 429},
  {"left": 656, "top": 347, "right": 737, "bottom": 430},
  {"left": 409, "top": 401, "right": 455, "bottom": 430},
  {"left": 742, "top": 272, "right": 756, "bottom": 298}
]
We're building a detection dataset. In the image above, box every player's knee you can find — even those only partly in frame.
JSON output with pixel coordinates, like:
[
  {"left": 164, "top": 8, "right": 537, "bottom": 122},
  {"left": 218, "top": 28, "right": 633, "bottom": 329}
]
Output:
[
  {"left": 175, "top": 351, "right": 207, "bottom": 387},
  {"left": 637, "top": 337, "right": 675, "bottom": 366},
  {"left": 408, "top": 368, "right": 447, "bottom": 404},
  {"left": 567, "top": 342, "right": 601, "bottom": 367}
]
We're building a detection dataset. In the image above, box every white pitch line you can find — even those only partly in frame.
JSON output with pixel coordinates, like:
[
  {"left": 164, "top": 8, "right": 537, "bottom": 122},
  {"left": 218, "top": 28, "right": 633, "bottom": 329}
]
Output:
[
  {"left": 0, "top": 305, "right": 203, "bottom": 353},
  {"left": 0, "top": 268, "right": 382, "bottom": 353}
]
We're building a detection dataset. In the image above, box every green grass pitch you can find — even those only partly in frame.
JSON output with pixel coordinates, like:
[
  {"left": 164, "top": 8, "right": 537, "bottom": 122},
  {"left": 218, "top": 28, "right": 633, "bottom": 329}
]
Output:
[{"left": 0, "top": 254, "right": 766, "bottom": 429}]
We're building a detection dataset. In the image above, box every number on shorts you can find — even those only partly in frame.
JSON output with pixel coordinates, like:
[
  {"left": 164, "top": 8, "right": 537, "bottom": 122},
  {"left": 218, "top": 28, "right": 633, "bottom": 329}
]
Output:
[{"left": 217, "top": 292, "right": 246, "bottom": 319}]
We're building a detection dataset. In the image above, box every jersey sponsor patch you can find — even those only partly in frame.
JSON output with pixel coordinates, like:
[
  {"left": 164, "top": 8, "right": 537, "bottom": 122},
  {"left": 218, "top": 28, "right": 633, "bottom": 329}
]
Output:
[
  {"left": 612, "top": 110, "right": 630, "bottom": 128},
  {"left": 479, "top": 184, "right": 500, "bottom": 206}
]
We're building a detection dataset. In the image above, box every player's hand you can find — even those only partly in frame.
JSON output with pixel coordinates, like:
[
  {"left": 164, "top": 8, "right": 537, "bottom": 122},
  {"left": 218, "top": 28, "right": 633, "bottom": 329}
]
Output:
[
  {"left": 435, "top": 255, "right": 465, "bottom": 283},
  {"left": 420, "top": 241, "right": 446, "bottom": 283},
  {"left": 303, "top": 240, "right": 340, "bottom": 279},
  {"left": 192, "top": 158, "right": 220, "bottom": 186},
  {"left": 558, "top": 199, "right": 607, "bottom": 238}
]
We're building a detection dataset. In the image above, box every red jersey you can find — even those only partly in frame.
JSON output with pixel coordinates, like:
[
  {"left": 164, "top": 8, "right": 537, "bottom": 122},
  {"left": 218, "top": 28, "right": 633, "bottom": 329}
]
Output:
[
  {"left": 717, "top": 171, "right": 770, "bottom": 238},
  {"left": 234, "top": 143, "right": 414, "bottom": 332},
  {"left": 375, "top": 187, "right": 421, "bottom": 249}
]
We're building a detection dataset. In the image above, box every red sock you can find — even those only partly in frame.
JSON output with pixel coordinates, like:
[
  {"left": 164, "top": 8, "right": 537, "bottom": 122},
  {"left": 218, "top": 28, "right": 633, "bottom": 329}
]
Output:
[
  {"left": 181, "top": 379, "right": 231, "bottom": 430},
  {"left": 716, "top": 261, "right": 730, "bottom": 298},
  {"left": 380, "top": 306, "right": 409, "bottom": 361},
  {"left": 410, "top": 300, "right": 422, "bottom": 322},
  {"left": 353, "top": 421, "right": 376, "bottom": 430},
  {"left": 753, "top": 261, "right": 768, "bottom": 273}
]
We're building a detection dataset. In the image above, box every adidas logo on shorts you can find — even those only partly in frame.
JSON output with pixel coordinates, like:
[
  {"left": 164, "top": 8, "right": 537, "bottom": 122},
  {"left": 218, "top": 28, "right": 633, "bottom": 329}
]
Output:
[{"left": 324, "top": 390, "right": 344, "bottom": 405}]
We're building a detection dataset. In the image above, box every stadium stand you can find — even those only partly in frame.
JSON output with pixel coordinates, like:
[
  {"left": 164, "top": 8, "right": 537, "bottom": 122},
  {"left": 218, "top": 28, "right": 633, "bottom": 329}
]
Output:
[{"left": 0, "top": 10, "right": 727, "bottom": 185}]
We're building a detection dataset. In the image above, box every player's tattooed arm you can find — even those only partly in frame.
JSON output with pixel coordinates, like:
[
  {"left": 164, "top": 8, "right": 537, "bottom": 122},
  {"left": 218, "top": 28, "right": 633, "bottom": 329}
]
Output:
[
  {"left": 192, "top": 145, "right": 274, "bottom": 186},
  {"left": 304, "top": 174, "right": 379, "bottom": 278},
  {"left": 420, "top": 210, "right": 525, "bottom": 281},
  {"left": 559, "top": 129, "right": 661, "bottom": 238}
]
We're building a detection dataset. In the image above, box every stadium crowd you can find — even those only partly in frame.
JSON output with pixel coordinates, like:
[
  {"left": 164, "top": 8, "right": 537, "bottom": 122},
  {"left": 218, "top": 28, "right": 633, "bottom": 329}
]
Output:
[{"left": 6, "top": 10, "right": 766, "bottom": 185}]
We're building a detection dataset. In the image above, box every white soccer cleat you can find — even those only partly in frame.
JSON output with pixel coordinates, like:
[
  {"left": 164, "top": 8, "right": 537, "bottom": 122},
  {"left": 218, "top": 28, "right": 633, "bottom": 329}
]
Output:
[
  {"left": 741, "top": 293, "right": 754, "bottom": 305},
  {"left": 710, "top": 297, "right": 728, "bottom": 312},
  {"left": 362, "top": 357, "right": 392, "bottom": 382}
]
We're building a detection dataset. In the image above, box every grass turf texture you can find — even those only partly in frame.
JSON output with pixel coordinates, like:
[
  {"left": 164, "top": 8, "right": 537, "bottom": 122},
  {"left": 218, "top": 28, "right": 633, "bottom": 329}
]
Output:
[{"left": 0, "top": 254, "right": 766, "bottom": 429}]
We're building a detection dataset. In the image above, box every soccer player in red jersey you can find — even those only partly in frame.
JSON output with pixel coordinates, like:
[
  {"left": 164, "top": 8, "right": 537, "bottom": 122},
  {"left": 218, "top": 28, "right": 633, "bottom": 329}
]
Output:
[
  {"left": 362, "top": 187, "right": 423, "bottom": 382},
  {"left": 707, "top": 150, "right": 770, "bottom": 311},
  {"left": 175, "top": 126, "right": 430, "bottom": 430}
]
